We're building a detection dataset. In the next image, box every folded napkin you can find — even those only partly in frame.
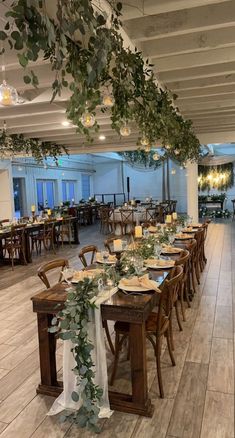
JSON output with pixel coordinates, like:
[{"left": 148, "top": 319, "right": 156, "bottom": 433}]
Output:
[
  {"left": 161, "top": 245, "right": 182, "bottom": 253},
  {"left": 183, "top": 227, "right": 193, "bottom": 232},
  {"left": 96, "top": 252, "right": 116, "bottom": 263},
  {"left": 128, "top": 242, "right": 139, "bottom": 250},
  {"left": 175, "top": 233, "right": 192, "bottom": 239},
  {"left": 145, "top": 258, "right": 175, "bottom": 267},
  {"left": 191, "top": 223, "right": 202, "bottom": 228},
  {"left": 120, "top": 274, "right": 161, "bottom": 293},
  {"left": 148, "top": 226, "right": 158, "bottom": 233},
  {"left": 72, "top": 269, "right": 104, "bottom": 281}
]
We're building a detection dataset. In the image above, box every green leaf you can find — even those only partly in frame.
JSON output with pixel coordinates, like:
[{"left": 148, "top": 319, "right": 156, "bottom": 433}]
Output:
[
  {"left": 71, "top": 391, "right": 79, "bottom": 402},
  {"left": 117, "top": 2, "right": 122, "bottom": 11},
  {"left": 0, "top": 31, "right": 7, "bottom": 41},
  {"left": 18, "top": 53, "right": 28, "bottom": 68}
]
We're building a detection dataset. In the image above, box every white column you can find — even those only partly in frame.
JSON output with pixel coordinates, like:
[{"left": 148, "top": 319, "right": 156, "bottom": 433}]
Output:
[
  {"left": 0, "top": 160, "right": 14, "bottom": 220},
  {"left": 186, "top": 161, "right": 198, "bottom": 222}
]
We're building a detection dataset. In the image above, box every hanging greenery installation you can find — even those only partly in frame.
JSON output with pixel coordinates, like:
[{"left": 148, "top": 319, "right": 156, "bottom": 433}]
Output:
[{"left": 0, "top": 0, "right": 201, "bottom": 163}]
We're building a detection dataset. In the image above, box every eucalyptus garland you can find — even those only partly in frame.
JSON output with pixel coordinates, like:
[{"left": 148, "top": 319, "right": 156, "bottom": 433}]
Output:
[
  {"left": 0, "top": 0, "right": 201, "bottom": 163},
  {"left": 0, "top": 131, "right": 68, "bottom": 162},
  {"left": 119, "top": 150, "right": 162, "bottom": 169},
  {"left": 49, "top": 277, "right": 103, "bottom": 433}
]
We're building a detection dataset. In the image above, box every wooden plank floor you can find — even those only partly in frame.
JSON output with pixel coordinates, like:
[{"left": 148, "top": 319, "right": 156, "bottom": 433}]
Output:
[{"left": 0, "top": 222, "right": 234, "bottom": 438}]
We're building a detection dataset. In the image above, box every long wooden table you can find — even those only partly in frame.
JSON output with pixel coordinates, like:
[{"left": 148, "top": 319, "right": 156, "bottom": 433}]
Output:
[
  {"left": 31, "top": 270, "right": 168, "bottom": 417},
  {"left": 0, "top": 217, "right": 80, "bottom": 265}
]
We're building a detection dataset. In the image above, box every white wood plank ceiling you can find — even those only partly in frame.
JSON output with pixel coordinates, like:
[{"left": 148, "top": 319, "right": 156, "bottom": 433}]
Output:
[{"left": 0, "top": 0, "right": 234, "bottom": 154}]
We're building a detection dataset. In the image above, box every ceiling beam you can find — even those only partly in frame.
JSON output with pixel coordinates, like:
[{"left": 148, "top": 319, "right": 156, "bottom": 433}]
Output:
[
  {"left": 141, "top": 26, "right": 235, "bottom": 58},
  {"left": 158, "top": 61, "right": 235, "bottom": 82},
  {"left": 198, "top": 131, "right": 235, "bottom": 143},
  {"left": 168, "top": 73, "right": 235, "bottom": 91},
  {"left": 153, "top": 47, "right": 235, "bottom": 72},
  {"left": 176, "top": 84, "right": 235, "bottom": 98},
  {"left": 123, "top": 1, "right": 235, "bottom": 41}
]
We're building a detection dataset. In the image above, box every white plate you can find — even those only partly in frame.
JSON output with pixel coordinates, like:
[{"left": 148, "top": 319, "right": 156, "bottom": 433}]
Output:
[
  {"left": 96, "top": 259, "right": 116, "bottom": 265},
  {"left": 175, "top": 235, "right": 193, "bottom": 240},
  {"left": 161, "top": 247, "right": 182, "bottom": 254}
]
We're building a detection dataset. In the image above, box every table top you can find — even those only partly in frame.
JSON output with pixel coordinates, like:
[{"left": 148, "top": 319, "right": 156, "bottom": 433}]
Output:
[{"left": 0, "top": 217, "right": 77, "bottom": 237}]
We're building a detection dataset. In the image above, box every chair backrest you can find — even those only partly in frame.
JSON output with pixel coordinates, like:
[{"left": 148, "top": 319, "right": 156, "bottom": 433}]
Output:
[
  {"left": 9, "top": 224, "right": 26, "bottom": 245},
  {"left": 78, "top": 245, "right": 98, "bottom": 267},
  {"left": 37, "top": 258, "right": 69, "bottom": 289},
  {"left": 175, "top": 249, "right": 190, "bottom": 278},
  {"left": 185, "top": 239, "right": 197, "bottom": 260},
  {"left": 156, "top": 265, "right": 183, "bottom": 334},
  {"left": 120, "top": 209, "right": 134, "bottom": 223},
  {"left": 0, "top": 219, "right": 10, "bottom": 227},
  {"left": 145, "top": 208, "right": 157, "bottom": 223}
]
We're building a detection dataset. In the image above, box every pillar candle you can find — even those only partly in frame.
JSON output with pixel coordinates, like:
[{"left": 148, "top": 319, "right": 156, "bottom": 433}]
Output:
[
  {"left": 135, "top": 226, "right": 143, "bottom": 238},
  {"left": 47, "top": 209, "right": 51, "bottom": 216},
  {"left": 113, "top": 239, "right": 122, "bottom": 252},
  {"left": 172, "top": 212, "right": 177, "bottom": 220},
  {"left": 31, "top": 205, "right": 36, "bottom": 213},
  {"left": 165, "top": 215, "right": 172, "bottom": 224}
]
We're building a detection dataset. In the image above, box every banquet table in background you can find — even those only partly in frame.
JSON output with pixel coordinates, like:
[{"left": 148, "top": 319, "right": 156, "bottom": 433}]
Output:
[
  {"left": 0, "top": 217, "right": 80, "bottom": 265},
  {"left": 31, "top": 270, "right": 168, "bottom": 417}
]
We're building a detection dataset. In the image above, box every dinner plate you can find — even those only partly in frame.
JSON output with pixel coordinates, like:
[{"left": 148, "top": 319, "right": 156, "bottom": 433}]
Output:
[
  {"left": 161, "top": 247, "right": 182, "bottom": 254},
  {"left": 175, "top": 234, "right": 194, "bottom": 240},
  {"left": 96, "top": 259, "right": 116, "bottom": 265}
]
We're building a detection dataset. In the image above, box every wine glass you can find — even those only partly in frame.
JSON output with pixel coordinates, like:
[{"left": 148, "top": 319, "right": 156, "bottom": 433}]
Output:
[
  {"left": 168, "top": 233, "right": 175, "bottom": 246},
  {"left": 154, "top": 243, "right": 162, "bottom": 259},
  {"left": 101, "top": 251, "right": 109, "bottom": 262},
  {"left": 134, "top": 256, "right": 144, "bottom": 276}
]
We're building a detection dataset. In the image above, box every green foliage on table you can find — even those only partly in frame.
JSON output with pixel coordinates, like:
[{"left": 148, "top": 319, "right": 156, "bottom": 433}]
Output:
[
  {"left": 49, "top": 276, "right": 104, "bottom": 433},
  {"left": 0, "top": 131, "right": 68, "bottom": 163},
  {"left": 1, "top": 0, "right": 200, "bottom": 162},
  {"left": 199, "top": 207, "right": 231, "bottom": 219},
  {"left": 198, "top": 163, "right": 234, "bottom": 192},
  {"left": 198, "top": 193, "right": 227, "bottom": 202}
]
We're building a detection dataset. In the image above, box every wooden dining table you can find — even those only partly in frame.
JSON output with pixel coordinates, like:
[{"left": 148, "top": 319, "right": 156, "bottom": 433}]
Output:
[
  {"left": 0, "top": 217, "right": 80, "bottom": 265},
  {"left": 31, "top": 269, "right": 170, "bottom": 417}
]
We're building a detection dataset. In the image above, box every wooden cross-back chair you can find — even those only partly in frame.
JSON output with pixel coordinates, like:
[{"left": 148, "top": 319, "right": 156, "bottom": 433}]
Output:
[
  {"left": 174, "top": 249, "right": 190, "bottom": 326},
  {"left": 31, "top": 219, "right": 56, "bottom": 255},
  {"left": 185, "top": 238, "right": 197, "bottom": 296},
  {"left": 110, "top": 266, "right": 183, "bottom": 398},
  {"left": 55, "top": 217, "right": 72, "bottom": 247},
  {"left": 2, "top": 223, "right": 27, "bottom": 270},
  {"left": 78, "top": 245, "right": 98, "bottom": 267},
  {"left": 145, "top": 207, "right": 157, "bottom": 225},
  {"left": 120, "top": 209, "right": 136, "bottom": 235},
  {"left": 37, "top": 258, "right": 69, "bottom": 289}
]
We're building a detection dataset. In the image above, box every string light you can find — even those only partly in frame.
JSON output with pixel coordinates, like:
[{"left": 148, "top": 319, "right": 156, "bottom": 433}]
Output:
[
  {"left": 153, "top": 153, "right": 159, "bottom": 160},
  {"left": 102, "top": 94, "right": 114, "bottom": 107},
  {"left": 140, "top": 136, "right": 149, "bottom": 146},
  {"left": 0, "top": 79, "right": 18, "bottom": 106}
]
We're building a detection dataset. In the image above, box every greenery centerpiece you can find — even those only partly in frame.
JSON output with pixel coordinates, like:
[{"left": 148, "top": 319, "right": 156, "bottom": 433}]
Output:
[{"left": 198, "top": 163, "right": 234, "bottom": 192}]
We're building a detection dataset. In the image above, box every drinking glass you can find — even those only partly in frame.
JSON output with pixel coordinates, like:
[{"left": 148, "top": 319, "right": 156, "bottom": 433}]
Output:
[
  {"left": 134, "top": 256, "right": 144, "bottom": 275},
  {"left": 154, "top": 244, "right": 162, "bottom": 259},
  {"left": 101, "top": 251, "right": 109, "bottom": 262},
  {"left": 143, "top": 228, "right": 149, "bottom": 238},
  {"left": 168, "top": 233, "right": 175, "bottom": 246}
]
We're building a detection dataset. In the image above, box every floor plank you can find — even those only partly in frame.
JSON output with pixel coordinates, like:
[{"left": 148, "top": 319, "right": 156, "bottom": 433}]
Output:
[
  {"left": 207, "top": 338, "right": 234, "bottom": 394},
  {"left": 200, "top": 391, "right": 234, "bottom": 438}
]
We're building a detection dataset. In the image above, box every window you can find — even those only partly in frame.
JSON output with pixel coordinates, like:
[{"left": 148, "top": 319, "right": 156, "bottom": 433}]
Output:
[
  {"left": 36, "top": 180, "right": 55, "bottom": 210},
  {"left": 81, "top": 174, "right": 91, "bottom": 200},
  {"left": 62, "top": 180, "right": 75, "bottom": 202}
]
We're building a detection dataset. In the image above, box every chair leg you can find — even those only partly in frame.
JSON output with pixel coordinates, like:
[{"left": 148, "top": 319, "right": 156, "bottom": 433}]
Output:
[
  {"left": 156, "top": 337, "right": 164, "bottom": 398},
  {"left": 169, "top": 316, "right": 175, "bottom": 350},
  {"left": 179, "top": 285, "right": 186, "bottom": 322},
  {"left": 175, "top": 300, "right": 183, "bottom": 331},
  {"left": 166, "top": 330, "right": 176, "bottom": 366},
  {"left": 195, "top": 258, "right": 200, "bottom": 284},
  {"left": 103, "top": 320, "right": 115, "bottom": 355}
]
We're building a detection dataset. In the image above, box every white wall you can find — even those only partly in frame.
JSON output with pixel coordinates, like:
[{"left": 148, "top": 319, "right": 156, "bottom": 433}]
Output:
[{"left": 93, "top": 159, "right": 188, "bottom": 212}]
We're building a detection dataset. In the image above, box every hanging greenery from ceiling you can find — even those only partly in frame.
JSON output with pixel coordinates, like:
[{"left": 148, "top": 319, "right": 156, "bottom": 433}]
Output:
[
  {"left": 0, "top": 0, "right": 201, "bottom": 163},
  {"left": 119, "top": 150, "right": 162, "bottom": 170},
  {"left": 0, "top": 131, "right": 68, "bottom": 162},
  {"left": 198, "top": 163, "right": 234, "bottom": 192}
]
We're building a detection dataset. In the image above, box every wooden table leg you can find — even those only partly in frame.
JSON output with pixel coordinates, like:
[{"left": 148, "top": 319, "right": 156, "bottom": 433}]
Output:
[
  {"left": 36, "top": 313, "right": 62, "bottom": 397},
  {"left": 109, "top": 322, "right": 154, "bottom": 417}
]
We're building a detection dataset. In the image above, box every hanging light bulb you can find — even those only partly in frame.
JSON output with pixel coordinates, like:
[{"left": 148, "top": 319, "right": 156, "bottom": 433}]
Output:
[
  {"left": 140, "top": 135, "right": 149, "bottom": 146},
  {"left": 165, "top": 144, "right": 171, "bottom": 150},
  {"left": 120, "top": 123, "right": 131, "bottom": 137},
  {"left": 171, "top": 168, "right": 176, "bottom": 175},
  {"left": 175, "top": 149, "right": 180, "bottom": 155},
  {"left": 0, "top": 80, "right": 18, "bottom": 106},
  {"left": 102, "top": 94, "right": 114, "bottom": 107},
  {"left": 80, "top": 111, "right": 95, "bottom": 128},
  {"left": 153, "top": 152, "right": 159, "bottom": 161},
  {"left": 145, "top": 144, "right": 151, "bottom": 153}
]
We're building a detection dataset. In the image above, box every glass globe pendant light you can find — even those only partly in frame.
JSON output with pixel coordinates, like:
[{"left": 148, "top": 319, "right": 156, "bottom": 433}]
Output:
[
  {"left": 140, "top": 135, "right": 149, "bottom": 146},
  {"left": 153, "top": 152, "right": 159, "bottom": 160},
  {"left": 120, "top": 122, "right": 131, "bottom": 137},
  {"left": 80, "top": 111, "right": 95, "bottom": 128},
  {"left": 102, "top": 94, "right": 114, "bottom": 107},
  {"left": 145, "top": 144, "right": 151, "bottom": 153},
  {"left": 0, "top": 64, "right": 18, "bottom": 106}
]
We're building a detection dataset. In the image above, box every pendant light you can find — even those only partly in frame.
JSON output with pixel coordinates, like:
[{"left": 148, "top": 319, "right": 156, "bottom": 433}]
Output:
[
  {"left": 120, "top": 122, "right": 131, "bottom": 137},
  {"left": 80, "top": 111, "right": 96, "bottom": 128},
  {"left": 0, "top": 66, "right": 18, "bottom": 106}
]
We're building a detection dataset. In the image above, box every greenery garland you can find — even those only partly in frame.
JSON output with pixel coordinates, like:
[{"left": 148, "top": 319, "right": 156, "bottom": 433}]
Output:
[
  {"left": 49, "top": 277, "right": 104, "bottom": 433},
  {"left": 0, "top": 131, "right": 68, "bottom": 163},
  {"left": 0, "top": 0, "right": 201, "bottom": 163},
  {"left": 198, "top": 163, "right": 234, "bottom": 192},
  {"left": 119, "top": 150, "right": 162, "bottom": 169}
]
